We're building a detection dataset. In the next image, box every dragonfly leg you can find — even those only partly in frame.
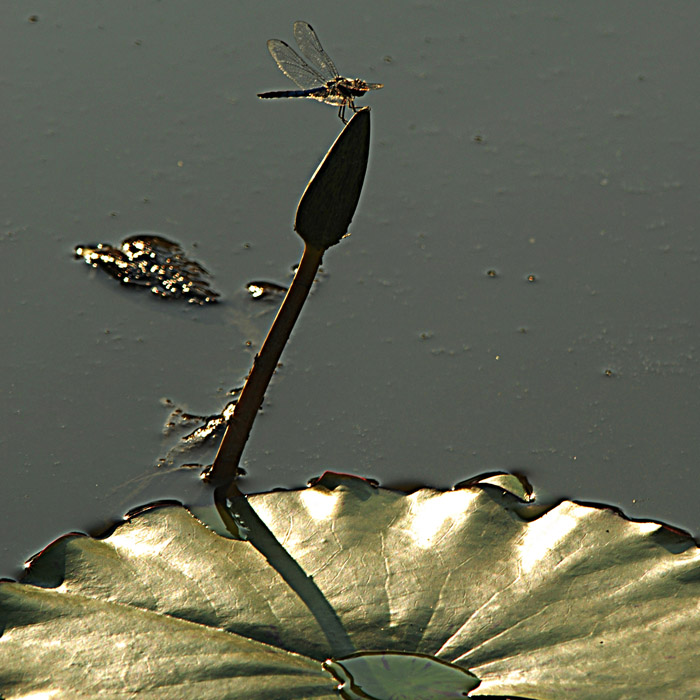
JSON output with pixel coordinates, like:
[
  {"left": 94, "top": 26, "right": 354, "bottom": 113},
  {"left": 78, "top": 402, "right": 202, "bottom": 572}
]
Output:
[{"left": 338, "top": 103, "right": 348, "bottom": 123}]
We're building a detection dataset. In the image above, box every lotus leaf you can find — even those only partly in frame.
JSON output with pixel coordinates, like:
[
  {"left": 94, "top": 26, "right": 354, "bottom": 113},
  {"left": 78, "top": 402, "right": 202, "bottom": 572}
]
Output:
[{"left": 1, "top": 473, "right": 698, "bottom": 698}]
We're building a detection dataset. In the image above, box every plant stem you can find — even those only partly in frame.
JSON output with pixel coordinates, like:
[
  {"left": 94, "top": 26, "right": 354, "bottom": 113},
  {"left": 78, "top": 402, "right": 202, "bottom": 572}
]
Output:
[
  {"left": 202, "top": 111, "right": 372, "bottom": 660},
  {"left": 203, "top": 243, "right": 324, "bottom": 486}
]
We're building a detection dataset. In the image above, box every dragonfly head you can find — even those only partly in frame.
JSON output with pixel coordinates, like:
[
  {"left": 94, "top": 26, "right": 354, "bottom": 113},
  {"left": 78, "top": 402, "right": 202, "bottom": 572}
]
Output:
[{"left": 346, "top": 79, "right": 384, "bottom": 96}]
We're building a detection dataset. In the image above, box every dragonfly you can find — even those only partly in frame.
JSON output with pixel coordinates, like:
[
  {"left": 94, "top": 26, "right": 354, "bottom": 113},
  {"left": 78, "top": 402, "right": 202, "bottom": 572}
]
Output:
[{"left": 257, "top": 21, "right": 383, "bottom": 123}]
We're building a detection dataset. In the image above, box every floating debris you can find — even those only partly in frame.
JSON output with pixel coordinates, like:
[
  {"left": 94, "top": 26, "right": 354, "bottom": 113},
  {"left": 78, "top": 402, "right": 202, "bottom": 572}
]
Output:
[
  {"left": 157, "top": 391, "right": 243, "bottom": 470},
  {"left": 74, "top": 234, "right": 219, "bottom": 304},
  {"left": 244, "top": 265, "right": 326, "bottom": 303},
  {"left": 245, "top": 280, "right": 288, "bottom": 301}
]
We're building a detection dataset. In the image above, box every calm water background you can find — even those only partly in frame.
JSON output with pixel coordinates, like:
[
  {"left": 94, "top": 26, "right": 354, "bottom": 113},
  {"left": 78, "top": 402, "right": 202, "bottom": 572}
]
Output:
[{"left": 2, "top": 1, "right": 699, "bottom": 578}]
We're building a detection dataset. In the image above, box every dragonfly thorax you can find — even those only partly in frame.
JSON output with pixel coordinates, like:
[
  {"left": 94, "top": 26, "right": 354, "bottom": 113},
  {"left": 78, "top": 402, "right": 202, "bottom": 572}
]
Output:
[
  {"left": 307, "top": 77, "right": 376, "bottom": 107},
  {"left": 336, "top": 77, "right": 377, "bottom": 98}
]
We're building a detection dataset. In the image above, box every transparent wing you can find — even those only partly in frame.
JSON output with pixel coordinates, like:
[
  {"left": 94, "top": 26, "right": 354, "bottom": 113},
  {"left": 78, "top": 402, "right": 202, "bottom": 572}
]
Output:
[
  {"left": 266, "top": 39, "right": 327, "bottom": 90},
  {"left": 293, "top": 21, "right": 340, "bottom": 80}
]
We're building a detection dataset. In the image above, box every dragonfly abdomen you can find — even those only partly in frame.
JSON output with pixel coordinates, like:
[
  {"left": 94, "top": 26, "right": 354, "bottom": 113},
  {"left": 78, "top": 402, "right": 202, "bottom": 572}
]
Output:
[
  {"left": 258, "top": 90, "right": 309, "bottom": 100},
  {"left": 257, "top": 88, "right": 324, "bottom": 99}
]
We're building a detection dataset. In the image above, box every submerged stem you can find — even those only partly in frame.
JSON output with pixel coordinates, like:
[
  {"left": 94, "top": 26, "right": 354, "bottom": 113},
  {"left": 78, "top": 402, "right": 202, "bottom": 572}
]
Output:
[{"left": 216, "top": 481, "right": 356, "bottom": 658}]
